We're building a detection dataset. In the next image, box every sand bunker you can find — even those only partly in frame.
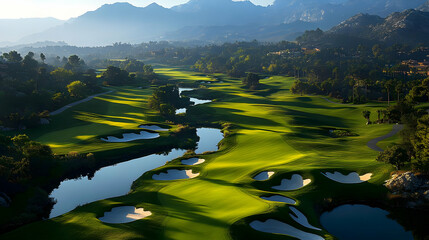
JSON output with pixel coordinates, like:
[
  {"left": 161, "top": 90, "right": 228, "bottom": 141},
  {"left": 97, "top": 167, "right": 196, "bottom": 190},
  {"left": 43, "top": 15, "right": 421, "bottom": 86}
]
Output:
[
  {"left": 289, "top": 207, "right": 321, "bottom": 231},
  {"left": 253, "top": 171, "right": 275, "bottom": 181},
  {"left": 321, "top": 172, "right": 372, "bottom": 184},
  {"left": 272, "top": 174, "right": 311, "bottom": 191},
  {"left": 181, "top": 158, "right": 205, "bottom": 165},
  {"left": 99, "top": 206, "right": 152, "bottom": 224},
  {"left": 261, "top": 195, "right": 296, "bottom": 205},
  {"left": 176, "top": 108, "right": 187, "bottom": 114},
  {"left": 179, "top": 88, "right": 194, "bottom": 94},
  {"left": 152, "top": 169, "right": 200, "bottom": 180},
  {"left": 250, "top": 219, "right": 324, "bottom": 240},
  {"left": 101, "top": 131, "right": 160, "bottom": 143},
  {"left": 138, "top": 125, "right": 168, "bottom": 131},
  {"left": 190, "top": 98, "right": 211, "bottom": 105}
]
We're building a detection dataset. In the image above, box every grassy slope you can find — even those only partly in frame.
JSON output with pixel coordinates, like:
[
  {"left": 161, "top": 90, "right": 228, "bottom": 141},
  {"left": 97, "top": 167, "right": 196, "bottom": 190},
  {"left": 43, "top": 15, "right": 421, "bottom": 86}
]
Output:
[
  {"left": 2, "top": 68, "right": 399, "bottom": 240},
  {"left": 16, "top": 86, "right": 166, "bottom": 155}
]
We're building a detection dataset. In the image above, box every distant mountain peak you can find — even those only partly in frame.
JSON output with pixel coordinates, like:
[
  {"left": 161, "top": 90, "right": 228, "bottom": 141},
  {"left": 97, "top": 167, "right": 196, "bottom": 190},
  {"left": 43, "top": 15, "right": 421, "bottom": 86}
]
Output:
[
  {"left": 327, "top": 9, "right": 429, "bottom": 45},
  {"left": 172, "top": 0, "right": 258, "bottom": 12},
  {"left": 146, "top": 2, "right": 164, "bottom": 9},
  {"left": 99, "top": 2, "right": 136, "bottom": 8}
]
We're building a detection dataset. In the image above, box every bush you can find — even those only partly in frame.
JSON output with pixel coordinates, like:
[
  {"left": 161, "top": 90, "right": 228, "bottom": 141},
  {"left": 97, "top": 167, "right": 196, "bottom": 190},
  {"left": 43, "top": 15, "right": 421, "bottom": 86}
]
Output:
[
  {"left": 376, "top": 145, "right": 410, "bottom": 170},
  {"left": 329, "top": 129, "right": 357, "bottom": 138}
]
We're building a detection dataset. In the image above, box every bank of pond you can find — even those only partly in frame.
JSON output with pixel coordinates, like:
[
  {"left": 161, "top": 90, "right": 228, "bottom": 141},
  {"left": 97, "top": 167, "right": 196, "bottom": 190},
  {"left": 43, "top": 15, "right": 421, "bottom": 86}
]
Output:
[{"left": 49, "top": 127, "right": 223, "bottom": 218}]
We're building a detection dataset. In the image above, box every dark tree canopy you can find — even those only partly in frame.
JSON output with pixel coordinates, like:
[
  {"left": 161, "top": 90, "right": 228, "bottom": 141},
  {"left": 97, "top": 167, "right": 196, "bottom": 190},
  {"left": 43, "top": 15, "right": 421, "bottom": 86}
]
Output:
[
  {"left": 2, "top": 51, "right": 23, "bottom": 63},
  {"left": 148, "top": 85, "right": 190, "bottom": 116},
  {"left": 102, "top": 66, "right": 130, "bottom": 86},
  {"left": 243, "top": 73, "right": 260, "bottom": 89},
  {"left": 377, "top": 145, "right": 410, "bottom": 170}
]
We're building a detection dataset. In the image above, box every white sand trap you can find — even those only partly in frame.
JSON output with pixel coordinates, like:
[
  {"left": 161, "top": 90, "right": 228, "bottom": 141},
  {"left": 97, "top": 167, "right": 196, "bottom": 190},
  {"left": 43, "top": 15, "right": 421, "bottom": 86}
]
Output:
[
  {"left": 101, "top": 131, "right": 159, "bottom": 143},
  {"left": 176, "top": 108, "right": 187, "bottom": 114},
  {"left": 181, "top": 158, "right": 205, "bottom": 165},
  {"left": 190, "top": 98, "right": 211, "bottom": 105},
  {"left": 250, "top": 219, "right": 324, "bottom": 240},
  {"left": 99, "top": 206, "right": 152, "bottom": 224},
  {"left": 289, "top": 207, "right": 321, "bottom": 231},
  {"left": 261, "top": 195, "right": 296, "bottom": 205},
  {"left": 321, "top": 172, "right": 372, "bottom": 184},
  {"left": 139, "top": 125, "right": 168, "bottom": 131},
  {"left": 272, "top": 174, "right": 311, "bottom": 191},
  {"left": 254, "top": 171, "right": 275, "bottom": 181},
  {"left": 152, "top": 169, "right": 200, "bottom": 180},
  {"left": 179, "top": 88, "right": 194, "bottom": 94}
]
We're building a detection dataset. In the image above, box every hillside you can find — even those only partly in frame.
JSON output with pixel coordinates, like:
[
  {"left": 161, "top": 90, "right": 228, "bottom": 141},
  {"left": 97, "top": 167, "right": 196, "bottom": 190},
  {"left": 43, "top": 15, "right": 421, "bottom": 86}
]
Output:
[{"left": 299, "top": 9, "right": 429, "bottom": 47}]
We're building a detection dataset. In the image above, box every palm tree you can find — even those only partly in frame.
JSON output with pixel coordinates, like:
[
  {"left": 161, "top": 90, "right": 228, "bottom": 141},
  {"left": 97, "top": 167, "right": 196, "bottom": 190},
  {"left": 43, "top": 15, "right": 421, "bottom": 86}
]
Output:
[
  {"left": 384, "top": 80, "right": 394, "bottom": 106},
  {"left": 376, "top": 109, "right": 383, "bottom": 124},
  {"left": 395, "top": 80, "right": 403, "bottom": 102}
]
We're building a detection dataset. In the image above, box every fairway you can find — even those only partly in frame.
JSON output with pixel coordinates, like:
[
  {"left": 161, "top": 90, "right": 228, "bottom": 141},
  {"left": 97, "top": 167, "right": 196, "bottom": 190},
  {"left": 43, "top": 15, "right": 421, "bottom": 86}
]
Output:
[
  {"left": 19, "top": 86, "right": 168, "bottom": 155},
  {"left": 2, "top": 68, "right": 401, "bottom": 240}
]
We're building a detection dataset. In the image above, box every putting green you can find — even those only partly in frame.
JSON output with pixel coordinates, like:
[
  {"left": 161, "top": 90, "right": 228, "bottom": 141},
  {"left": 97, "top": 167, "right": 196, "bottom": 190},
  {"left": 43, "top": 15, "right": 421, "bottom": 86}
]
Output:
[{"left": 2, "top": 68, "right": 400, "bottom": 240}]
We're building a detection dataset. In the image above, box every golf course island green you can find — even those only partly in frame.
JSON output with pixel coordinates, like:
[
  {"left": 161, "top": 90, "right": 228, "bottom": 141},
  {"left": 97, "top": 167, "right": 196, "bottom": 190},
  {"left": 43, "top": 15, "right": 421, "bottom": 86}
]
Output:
[{"left": 1, "top": 67, "right": 425, "bottom": 240}]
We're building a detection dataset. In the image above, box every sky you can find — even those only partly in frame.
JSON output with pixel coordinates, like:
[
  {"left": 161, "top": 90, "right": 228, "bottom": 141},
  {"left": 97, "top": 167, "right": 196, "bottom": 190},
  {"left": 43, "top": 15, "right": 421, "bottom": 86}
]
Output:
[{"left": 0, "top": 0, "right": 275, "bottom": 20}]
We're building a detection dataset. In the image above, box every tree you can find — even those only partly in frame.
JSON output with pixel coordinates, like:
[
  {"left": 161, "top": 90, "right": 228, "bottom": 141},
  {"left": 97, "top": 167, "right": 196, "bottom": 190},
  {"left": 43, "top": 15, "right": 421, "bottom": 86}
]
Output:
[
  {"left": 412, "top": 115, "right": 429, "bottom": 161},
  {"left": 291, "top": 80, "right": 308, "bottom": 96},
  {"left": 362, "top": 110, "right": 371, "bottom": 124},
  {"left": 242, "top": 73, "right": 260, "bottom": 89},
  {"left": 376, "top": 109, "right": 383, "bottom": 124},
  {"left": 11, "top": 134, "right": 31, "bottom": 149},
  {"left": 102, "top": 66, "right": 130, "bottom": 86},
  {"left": 67, "top": 81, "right": 88, "bottom": 98},
  {"left": 395, "top": 80, "right": 403, "bottom": 102},
  {"left": 65, "top": 55, "right": 85, "bottom": 72},
  {"left": 40, "top": 53, "right": 46, "bottom": 63},
  {"left": 2, "top": 51, "right": 22, "bottom": 63},
  {"left": 376, "top": 145, "right": 410, "bottom": 170},
  {"left": 22, "top": 52, "right": 39, "bottom": 72},
  {"left": 149, "top": 85, "right": 186, "bottom": 116},
  {"left": 372, "top": 44, "right": 382, "bottom": 58},
  {"left": 384, "top": 80, "right": 394, "bottom": 106},
  {"left": 143, "top": 65, "right": 154, "bottom": 74},
  {"left": 68, "top": 55, "right": 80, "bottom": 66}
]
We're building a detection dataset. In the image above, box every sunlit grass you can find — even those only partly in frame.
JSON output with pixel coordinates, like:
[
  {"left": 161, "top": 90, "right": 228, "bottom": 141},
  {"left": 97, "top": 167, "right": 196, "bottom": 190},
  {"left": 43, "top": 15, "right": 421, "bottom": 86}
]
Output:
[{"left": 17, "top": 86, "right": 159, "bottom": 154}]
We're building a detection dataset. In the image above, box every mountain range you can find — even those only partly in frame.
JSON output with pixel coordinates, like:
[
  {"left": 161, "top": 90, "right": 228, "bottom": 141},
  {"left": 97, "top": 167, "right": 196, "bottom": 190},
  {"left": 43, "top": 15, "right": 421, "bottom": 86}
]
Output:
[
  {"left": 0, "top": 0, "right": 428, "bottom": 47},
  {"left": 298, "top": 9, "right": 429, "bottom": 47}
]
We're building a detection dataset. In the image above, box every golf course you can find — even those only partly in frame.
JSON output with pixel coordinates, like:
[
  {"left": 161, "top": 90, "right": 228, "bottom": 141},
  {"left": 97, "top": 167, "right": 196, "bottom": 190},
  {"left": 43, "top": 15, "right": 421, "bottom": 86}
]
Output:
[{"left": 1, "top": 67, "right": 419, "bottom": 240}]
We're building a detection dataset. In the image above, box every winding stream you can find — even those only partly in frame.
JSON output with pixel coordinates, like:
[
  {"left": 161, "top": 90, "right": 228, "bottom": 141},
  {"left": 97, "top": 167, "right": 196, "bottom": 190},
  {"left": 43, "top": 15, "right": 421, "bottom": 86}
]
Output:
[{"left": 176, "top": 88, "right": 212, "bottom": 114}]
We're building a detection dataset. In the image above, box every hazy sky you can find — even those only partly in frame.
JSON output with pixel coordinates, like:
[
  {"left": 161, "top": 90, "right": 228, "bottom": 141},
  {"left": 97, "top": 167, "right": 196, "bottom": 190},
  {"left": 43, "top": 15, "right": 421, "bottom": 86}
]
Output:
[{"left": 0, "top": 0, "right": 274, "bottom": 20}]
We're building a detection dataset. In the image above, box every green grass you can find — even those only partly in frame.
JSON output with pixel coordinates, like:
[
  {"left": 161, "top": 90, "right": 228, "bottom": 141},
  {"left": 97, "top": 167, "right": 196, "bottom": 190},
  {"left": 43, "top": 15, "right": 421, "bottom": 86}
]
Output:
[
  {"left": 2, "top": 68, "right": 407, "bottom": 240},
  {"left": 16, "top": 86, "right": 169, "bottom": 155}
]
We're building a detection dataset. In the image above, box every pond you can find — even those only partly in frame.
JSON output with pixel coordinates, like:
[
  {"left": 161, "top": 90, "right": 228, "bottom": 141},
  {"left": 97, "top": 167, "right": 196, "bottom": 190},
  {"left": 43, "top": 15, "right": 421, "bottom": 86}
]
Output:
[
  {"left": 320, "top": 204, "right": 413, "bottom": 240},
  {"left": 49, "top": 128, "right": 223, "bottom": 218},
  {"left": 195, "top": 128, "right": 223, "bottom": 154},
  {"left": 176, "top": 88, "right": 212, "bottom": 114}
]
